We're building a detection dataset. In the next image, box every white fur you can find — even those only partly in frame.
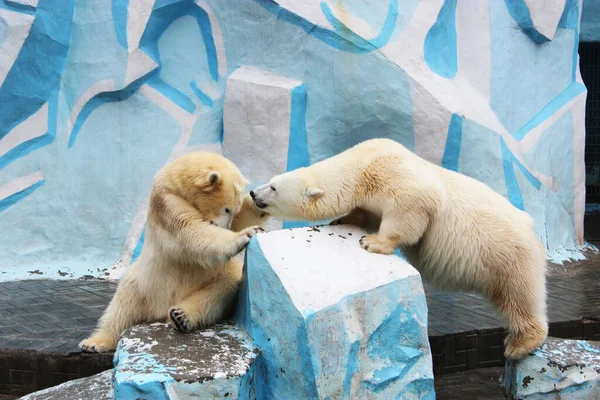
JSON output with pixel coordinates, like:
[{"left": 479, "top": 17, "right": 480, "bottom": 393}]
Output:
[
  {"left": 252, "top": 138, "right": 548, "bottom": 360},
  {"left": 79, "top": 153, "right": 267, "bottom": 353}
]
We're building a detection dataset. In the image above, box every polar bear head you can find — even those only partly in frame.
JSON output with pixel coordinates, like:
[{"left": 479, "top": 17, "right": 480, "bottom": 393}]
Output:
[
  {"left": 249, "top": 168, "right": 324, "bottom": 220},
  {"left": 152, "top": 152, "right": 249, "bottom": 229}
]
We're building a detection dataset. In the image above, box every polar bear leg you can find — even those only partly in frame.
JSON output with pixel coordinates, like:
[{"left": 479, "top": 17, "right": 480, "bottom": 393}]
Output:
[
  {"left": 169, "top": 266, "right": 241, "bottom": 333},
  {"left": 330, "top": 208, "right": 381, "bottom": 233},
  {"left": 79, "top": 274, "right": 146, "bottom": 353},
  {"left": 489, "top": 270, "right": 548, "bottom": 360},
  {"left": 360, "top": 208, "right": 429, "bottom": 255}
]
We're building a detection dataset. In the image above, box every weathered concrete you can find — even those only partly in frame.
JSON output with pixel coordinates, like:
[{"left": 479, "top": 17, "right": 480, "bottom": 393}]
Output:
[
  {"left": 237, "top": 225, "right": 435, "bottom": 399},
  {"left": 505, "top": 337, "right": 600, "bottom": 399},
  {"left": 113, "top": 323, "right": 258, "bottom": 400},
  {"left": 20, "top": 369, "right": 114, "bottom": 400}
]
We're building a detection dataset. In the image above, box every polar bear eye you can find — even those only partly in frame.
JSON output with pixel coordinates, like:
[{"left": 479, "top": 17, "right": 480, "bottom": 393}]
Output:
[
  {"left": 225, "top": 208, "right": 231, "bottom": 214},
  {"left": 270, "top": 185, "right": 276, "bottom": 191}
]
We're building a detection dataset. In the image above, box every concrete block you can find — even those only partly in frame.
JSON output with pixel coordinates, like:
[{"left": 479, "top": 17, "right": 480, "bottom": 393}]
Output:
[
  {"left": 505, "top": 337, "right": 600, "bottom": 399},
  {"left": 113, "top": 323, "right": 258, "bottom": 400},
  {"left": 238, "top": 225, "right": 435, "bottom": 399},
  {"left": 20, "top": 369, "right": 114, "bottom": 400},
  {"left": 222, "top": 66, "right": 306, "bottom": 183}
]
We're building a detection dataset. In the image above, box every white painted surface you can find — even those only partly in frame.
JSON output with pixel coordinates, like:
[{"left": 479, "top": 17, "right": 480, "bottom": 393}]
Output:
[
  {"left": 256, "top": 225, "right": 419, "bottom": 315},
  {"left": 274, "top": 0, "right": 334, "bottom": 30},
  {"left": 456, "top": 0, "right": 491, "bottom": 99},
  {"left": 572, "top": 95, "right": 586, "bottom": 244},
  {"left": 67, "top": 79, "right": 115, "bottom": 134},
  {"left": 0, "top": 171, "right": 43, "bottom": 202},
  {"left": 410, "top": 77, "right": 451, "bottom": 166},
  {"left": 0, "top": 103, "right": 48, "bottom": 160},
  {"left": 126, "top": 0, "right": 154, "bottom": 51},
  {"left": 8, "top": 0, "right": 39, "bottom": 7},
  {"left": 223, "top": 66, "right": 301, "bottom": 182},
  {"left": 524, "top": 0, "right": 565, "bottom": 40},
  {"left": 196, "top": 0, "right": 228, "bottom": 78},
  {"left": 0, "top": 9, "right": 34, "bottom": 87}
]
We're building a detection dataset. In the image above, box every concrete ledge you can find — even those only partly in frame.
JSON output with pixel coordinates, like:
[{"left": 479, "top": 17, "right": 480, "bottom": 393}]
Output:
[
  {"left": 20, "top": 369, "right": 113, "bottom": 400},
  {"left": 505, "top": 337, "right": 600, "bottom": 399},
  {"left": 238, "top": 225, "right": 435, "bottom": 399},
  {"left": 113, "top": 323, "right": 258, "bottom": 400}
]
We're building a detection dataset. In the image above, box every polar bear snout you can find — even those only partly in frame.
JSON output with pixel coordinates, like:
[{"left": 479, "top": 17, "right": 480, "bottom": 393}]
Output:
[
  {"left": 249, "top": 190, "right": 267, "bottom": 209},
  {"left": 250, "top": 184, "right": 275, "bottom": 209}
]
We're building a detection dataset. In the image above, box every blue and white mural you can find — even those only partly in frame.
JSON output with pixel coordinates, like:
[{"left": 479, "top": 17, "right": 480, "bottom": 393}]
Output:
[{"left": 0, "top": 0, "right": 593, "bottom": 280}]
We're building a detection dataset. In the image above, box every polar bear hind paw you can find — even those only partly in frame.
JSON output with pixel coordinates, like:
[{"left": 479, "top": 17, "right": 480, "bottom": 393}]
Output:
[
  {"left": 79, "top": 335, "right": 116, "bottom": 353},
  {"left": 169, "top": 307, "right": 194, "bottom": 333},
  {"left": 359, "top": 234, "right": 395, "bottom": 255},
  {"left": 503, "top": 329, "right": 546, "bottom": 360}
]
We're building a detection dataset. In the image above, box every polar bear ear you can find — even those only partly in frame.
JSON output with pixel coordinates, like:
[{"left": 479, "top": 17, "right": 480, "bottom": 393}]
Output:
[
  {"left": 234, "top": 182, "right": 245, "bottom": 195},
  {"left": 198, "top": 171, "right": 221, "bottom": 191},
  {"left": 242, "top": 177, "right": 251, "bottom": 186},
  {"left": 305, "top": 187, "right": 324, "bottom": 198}
]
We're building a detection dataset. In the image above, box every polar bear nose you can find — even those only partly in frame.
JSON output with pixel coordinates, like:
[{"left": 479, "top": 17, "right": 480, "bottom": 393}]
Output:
[{"left": 249, "top": 190, "right": 256, "bottom": 199}]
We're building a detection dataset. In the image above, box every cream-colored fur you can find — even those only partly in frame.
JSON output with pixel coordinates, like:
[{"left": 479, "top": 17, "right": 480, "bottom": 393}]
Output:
[
  {"left": 79, "top": 152, "right": 267, "bottom": 353},
  {"left": 251, "top": 138, "right": 548, "bottom": 360}
]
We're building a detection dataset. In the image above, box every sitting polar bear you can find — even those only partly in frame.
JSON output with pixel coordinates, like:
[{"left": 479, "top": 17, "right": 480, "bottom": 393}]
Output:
[
  {"left": 80, "top": 152, "right": 268, "bottom": 353},
  {"left": 251, "top": 138, "right": 547, "bottom": 360}
]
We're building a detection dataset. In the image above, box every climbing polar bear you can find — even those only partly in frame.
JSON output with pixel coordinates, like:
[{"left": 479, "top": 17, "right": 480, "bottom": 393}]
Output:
[
  {"left": 80, "top": 152, "right": 268, "bottom": 353},
  {"left": 251, "top": 138, "right": 547, "bottom": 360}
]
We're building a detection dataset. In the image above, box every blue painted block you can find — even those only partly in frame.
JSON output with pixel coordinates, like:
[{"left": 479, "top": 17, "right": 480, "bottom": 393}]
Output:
[
  {"left": 237, "top": 225, "right": 435, "bottom": 399},
  {"left": 113, "top": 323, "right": 258, "bottom": 400},
  {"left": 505, "top": 338, "right": 600, "bottom": 399}
]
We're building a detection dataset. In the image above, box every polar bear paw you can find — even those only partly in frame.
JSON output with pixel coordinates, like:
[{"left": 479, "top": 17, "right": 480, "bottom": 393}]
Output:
[
  {"left": 503, "top": 329, "right": 546, "bottom": 360},
  {"left": 79, "top": 335, "right": 116, "bottom": 353},
  {"left": 359, "top": 234, "right": 395, "bottom": 255},
  {"left": 235, "top": 226, "right": 265, "bottom": 252},
  {"left": 243, "top": 226, "right": 265, "bottom": 237},
  {"left": 169, "top": 307, "right": 194, "bottom": 333}
]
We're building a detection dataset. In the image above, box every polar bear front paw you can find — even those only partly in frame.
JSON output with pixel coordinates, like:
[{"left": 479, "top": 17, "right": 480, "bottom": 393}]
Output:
[
  {"left": 243, "top": 226, "right": 265, "bottom": 237},
  {"left": 169, "top": 307, "right": 194, "bottom": 333},
  {"left": 234, "top": 226, "right": 265, "bottom": 253},
  {"left": 359, "top": 235, "right": 395, "bottom": 255},
  {"left": 79, "top": 335, "right": 116, "bottom": 353}
]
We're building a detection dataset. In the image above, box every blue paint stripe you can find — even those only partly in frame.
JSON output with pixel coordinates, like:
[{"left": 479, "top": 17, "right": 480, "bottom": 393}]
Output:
[
  {"left": 0, "top": 179, "right": 45, "bottom": 213},
  {"left": 500, "top": 139, "right": 525, "bottom": 210},
  {"left": 69, "top": 70, "right": 161, "bottom": 148},
  {"left": 131, "top": 226, "right": 145, "bottom": 263},
  {"left": 0, "top": 133, "right": 53, "bottom": 170},
  {"left": 0, "top": 88, "right": 59, "bottom": 171},
  {"left": 282, "top": 221, "right": 311, "bottom": 229},
  {"left": 286, "top": 84, "right": 310, "bottom": 172},
  {"left": 195, "top": 6, "right": 218, "bottom": 81},
  {"left": 441, "top": 113, "right": 463, "bottom": 171},
  {"left": 147, "top": 76, "right": 196, "bottom": 112},
  {"left": 190, "top": 81, "right": 213, "bottom": 107},
  {"left": 504, "top": 0, "right": 550, "bottom": 44},
  {"left": 0, "top": 0, "right": 74, "bottom": 138},
  {"left": 424, "top": 0, "right": 458, "bottom": 79},
  {"left": 256, "top": 0, "right": 397, "bottom": 54},
  {"left": 512, "top": 152, "right": 542, "bottom": 190},
  {"left": 558, "top": 0, "right": 580, "bottom": 82},
  {"left": 139, "top": 1, "right": 219, "bottom": 80},
  {"left": 112, "top": 0, "right": 129, "bottom": 49},
  {"left": 0, "top": 0, "right": 36, "bottom": 14},
  {"left": 343, "top": 341, "right": 360, "bottom": 399},
  {"left": 513, "top": 82, "right": 585, "bottom": 141}
]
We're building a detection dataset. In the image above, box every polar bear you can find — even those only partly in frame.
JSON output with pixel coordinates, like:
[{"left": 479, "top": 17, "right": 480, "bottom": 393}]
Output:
[
  {"left": 79, "top": 152, "right": 267, "bottom": 353},
  {"left": 250, "top": 138, "right": 547, "bottom": 360}
]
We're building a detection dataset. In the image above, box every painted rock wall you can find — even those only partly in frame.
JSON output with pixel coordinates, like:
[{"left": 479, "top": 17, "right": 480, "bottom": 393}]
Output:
[{"left": 0, "top": 0, "right": 590, "bottom": 280}]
